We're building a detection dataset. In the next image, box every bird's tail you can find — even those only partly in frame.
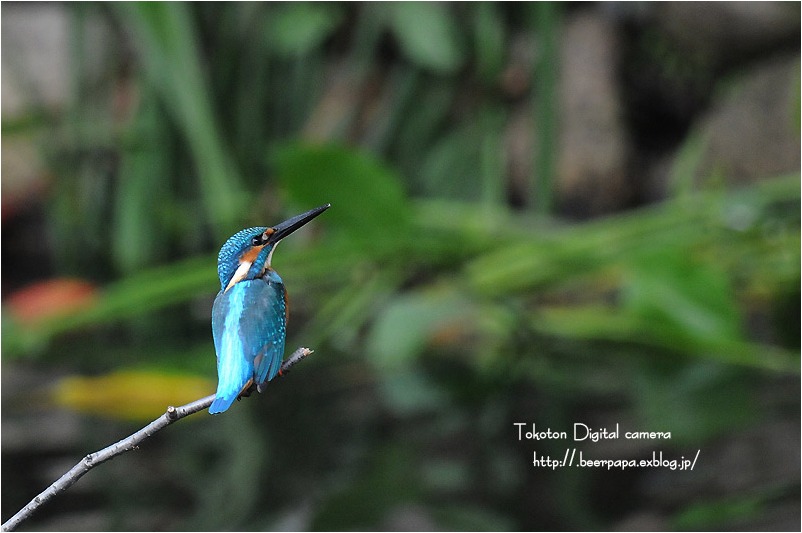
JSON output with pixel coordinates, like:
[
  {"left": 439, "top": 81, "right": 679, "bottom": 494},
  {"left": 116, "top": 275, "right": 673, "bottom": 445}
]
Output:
[
  {"left": 209, "top": 393, "right": 237, "bottom": 414},
  {"left": 209, "top": 361, "right": 251, "bottom": 414}
]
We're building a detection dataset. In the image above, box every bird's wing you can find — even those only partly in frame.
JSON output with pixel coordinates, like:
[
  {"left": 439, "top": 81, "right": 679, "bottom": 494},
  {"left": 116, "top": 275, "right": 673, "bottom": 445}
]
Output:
[
  {"left": 210, "top": 284, "right": 253, "bottom": 414},
  {"left": 247, "top": 276, "right": 286, "bottom": 389},
  {"left": 209, "top": 278, "right": 286, "bottom": 413}
]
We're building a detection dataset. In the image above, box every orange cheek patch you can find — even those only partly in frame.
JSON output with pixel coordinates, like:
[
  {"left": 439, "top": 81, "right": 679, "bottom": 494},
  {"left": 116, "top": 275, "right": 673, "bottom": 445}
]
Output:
[{"left": 240, "top": 245, "right": 265, "bottom": 264}]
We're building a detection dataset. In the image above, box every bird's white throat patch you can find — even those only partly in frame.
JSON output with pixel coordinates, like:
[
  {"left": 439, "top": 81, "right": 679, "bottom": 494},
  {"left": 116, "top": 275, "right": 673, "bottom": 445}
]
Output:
[
  {"left": 225, "top": 260, "right": 253, "bottom": 292},
  {"left": 267, "top": 242, "right": 279, "bottom": 268}
]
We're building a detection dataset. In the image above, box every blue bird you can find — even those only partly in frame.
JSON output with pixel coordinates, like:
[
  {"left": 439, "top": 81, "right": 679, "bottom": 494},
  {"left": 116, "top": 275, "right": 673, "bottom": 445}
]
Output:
[{"left": 209, "top": 204, "right": 330, "bottom": 414}]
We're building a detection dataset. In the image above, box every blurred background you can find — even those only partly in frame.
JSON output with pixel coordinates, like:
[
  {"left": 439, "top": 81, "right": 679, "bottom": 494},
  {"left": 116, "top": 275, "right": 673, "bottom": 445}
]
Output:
[{"left": 2, "top": 2, "right": 800, "bottom": 531}]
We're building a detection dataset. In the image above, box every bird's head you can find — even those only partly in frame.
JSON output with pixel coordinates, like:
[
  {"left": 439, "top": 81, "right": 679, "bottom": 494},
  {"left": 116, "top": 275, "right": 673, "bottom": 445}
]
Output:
[{"left": 216, "top": 204, "right": 330, "bottom": 291}]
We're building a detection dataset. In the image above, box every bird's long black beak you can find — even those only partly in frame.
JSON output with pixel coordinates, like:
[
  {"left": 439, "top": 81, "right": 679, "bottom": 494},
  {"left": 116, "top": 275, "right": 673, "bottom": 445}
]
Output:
[{"left": 266, "top": 203, "right": 330, "bottom": 245}]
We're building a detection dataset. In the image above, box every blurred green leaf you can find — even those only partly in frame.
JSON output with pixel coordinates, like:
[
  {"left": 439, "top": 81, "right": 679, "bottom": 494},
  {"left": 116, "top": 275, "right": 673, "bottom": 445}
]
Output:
[
  {"left": 672, "top": 493, "right": 766, "bottom": 530},
  {"left": 467, "top": 175, "right": 800, "bottom": 296},
  {"left": 417, "top": 105, "right": 505, "bottom": 203},
  {"left": 532, "top": 305, "right": 797, "bottom": 371},
  {"left": 392, "top": 81, "right": 454, "bottom": 174},
  {"left": 265, "top": 3, "right": 344, "bottom": 57},
  {"left": 302, "top": 267, "right": 401, "bottom": 350},
  {"left": 472, "top": 2, "right": 506, "bottom": 83},
  {"left": 113, "top": 89, "right": 171, "bottom": 273},
  {"left": 271, "top": 142, "right": 411, "bottom": 247},
  {"left": 379, "top": 369, "right": 452, "bottom": 416},
  {"left": 385, "top": 2, "right": 465, "bottom": 74},
  {"left": 115, "top": 2, "right": 245, "bottom": 236},
  {"left": 623, "top": 252, "right": 742, "bottom": 344},
  {"left": 367, "top": 288, "right": 475, "bottom": 367}
]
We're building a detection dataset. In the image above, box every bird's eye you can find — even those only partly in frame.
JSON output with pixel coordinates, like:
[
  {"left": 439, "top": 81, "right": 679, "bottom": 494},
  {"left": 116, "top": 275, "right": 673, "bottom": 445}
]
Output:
[{"left": 251, "top": 235, "right": 265, "bottom": 246}]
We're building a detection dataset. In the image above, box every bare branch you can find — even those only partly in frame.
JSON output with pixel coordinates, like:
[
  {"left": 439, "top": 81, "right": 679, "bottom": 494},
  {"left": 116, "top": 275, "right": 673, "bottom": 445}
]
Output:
[{"left": 1, "top": 347, "right": 314, "bottom": 532}]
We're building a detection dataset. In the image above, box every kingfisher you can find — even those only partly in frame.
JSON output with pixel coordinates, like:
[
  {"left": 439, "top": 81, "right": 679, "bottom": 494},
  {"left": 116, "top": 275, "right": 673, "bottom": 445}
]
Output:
[{"left": 209, "top": 204, "right": 330, "bottom": 414}]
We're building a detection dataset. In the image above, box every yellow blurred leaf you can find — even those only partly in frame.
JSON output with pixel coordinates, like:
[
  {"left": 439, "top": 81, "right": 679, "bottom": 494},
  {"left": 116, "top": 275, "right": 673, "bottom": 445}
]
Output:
[{"left": 54, "top": 370, "right": 215, "bottom": 422}]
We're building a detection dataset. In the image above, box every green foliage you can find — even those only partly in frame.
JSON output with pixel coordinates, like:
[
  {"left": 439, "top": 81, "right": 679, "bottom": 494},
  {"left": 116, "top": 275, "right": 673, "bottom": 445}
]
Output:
[
  {"left": 472, "top": 3, "right": 506, "bottom": 83},
  {"left": 3, "top": 2, "right": 799, "bottom": 531},
  {"left": 265, "top": 3, "right": 344, "bottom": 58},
  {"left": 672, "top": 492, "right": 769, "bottom": 530},
  {"left": 385, "top": 2, "right": 465, "bottom": 74},
  {"left": 112, "top": 87, "right": 172, "bottom": 274},
  {"left": 367, "top": 288, "right": 475, "bottom": 368},
  {"left": 624, "top": 251, "right": 743, "bottom": 344},
  {"left": 117, "top": 2, "right": 246, "bottom": 237},
  {"left": 272, "top": 142, "right": 412, "bottom": 246}
]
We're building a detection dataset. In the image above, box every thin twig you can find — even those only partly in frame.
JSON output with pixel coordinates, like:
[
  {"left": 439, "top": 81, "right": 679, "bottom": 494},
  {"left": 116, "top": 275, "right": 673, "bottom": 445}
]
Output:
[{"left": 1, "top": 347, "right": 314, "bottom": 532}]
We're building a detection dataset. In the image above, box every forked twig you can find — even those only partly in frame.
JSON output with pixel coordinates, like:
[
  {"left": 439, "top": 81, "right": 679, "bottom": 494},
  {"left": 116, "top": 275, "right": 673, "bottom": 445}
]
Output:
[{"left": 1, "top": 347, "right": 313, "bottom": 532}]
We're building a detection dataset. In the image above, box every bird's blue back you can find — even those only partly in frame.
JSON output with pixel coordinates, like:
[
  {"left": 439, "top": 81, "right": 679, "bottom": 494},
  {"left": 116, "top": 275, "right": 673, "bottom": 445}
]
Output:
[
  {"left": 209, "top": 226, "right": 286, "bottom": 415},
  {"left": 209, "top": 270, "right": 286, "bottom": 414}
]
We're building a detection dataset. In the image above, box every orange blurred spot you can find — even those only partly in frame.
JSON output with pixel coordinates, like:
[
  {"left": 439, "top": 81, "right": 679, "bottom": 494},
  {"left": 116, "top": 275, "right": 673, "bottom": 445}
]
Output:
[{"left": 6, "top": 278, "right": 98, "bottom": 324}]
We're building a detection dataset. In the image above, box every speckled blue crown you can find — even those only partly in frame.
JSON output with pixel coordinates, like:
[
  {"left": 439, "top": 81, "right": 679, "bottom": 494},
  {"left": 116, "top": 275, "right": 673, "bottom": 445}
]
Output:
[{"left": 216, "top": 227, "right": 267, "bottom": 289}]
